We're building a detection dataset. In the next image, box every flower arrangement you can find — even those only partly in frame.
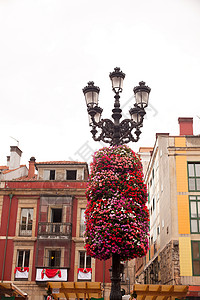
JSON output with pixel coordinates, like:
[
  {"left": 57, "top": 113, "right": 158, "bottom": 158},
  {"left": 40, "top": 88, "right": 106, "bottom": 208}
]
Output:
[{"left": 84, "top": 145, "right": 149, "bottom": 261}]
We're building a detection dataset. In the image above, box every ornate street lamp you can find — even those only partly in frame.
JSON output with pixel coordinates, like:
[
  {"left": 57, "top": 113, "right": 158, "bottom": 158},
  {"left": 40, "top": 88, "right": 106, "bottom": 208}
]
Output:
[
  {"left": 83, "top": 68, "right": 151, "bottom": 300},
  {"left": 83, "top": 67, "right": 151, "bottom": 147}
]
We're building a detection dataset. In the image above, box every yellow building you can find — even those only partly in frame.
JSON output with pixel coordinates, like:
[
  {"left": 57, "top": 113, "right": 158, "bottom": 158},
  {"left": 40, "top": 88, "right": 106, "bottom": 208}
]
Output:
[{"left": 136, "top": 118, "right": 200, "bottom": 289}]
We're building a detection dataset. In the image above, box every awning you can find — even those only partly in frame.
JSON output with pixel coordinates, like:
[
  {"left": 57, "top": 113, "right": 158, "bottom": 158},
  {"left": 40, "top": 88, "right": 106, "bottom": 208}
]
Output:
[
  {"left": 0, "top": 283, "right": 28, "bottom": 299},
  {"left": 48, "top": 282, "right": 102, "bottom": 300},
  {"left": 132, "top": 284, "right": 188, "bottom": 300},
  {"left": 187, "top": 285, "right": 200, "bottom": 297}
]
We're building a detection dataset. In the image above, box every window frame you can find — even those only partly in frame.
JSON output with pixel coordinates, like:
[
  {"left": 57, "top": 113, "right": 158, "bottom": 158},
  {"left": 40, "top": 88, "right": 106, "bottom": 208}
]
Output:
[
  {"left": 48, "top": 249, "right": 61, "bottom": 267},
  {"left": 43, "top": 169, "right": 56, "bottom": 180},
  {"left": 191, "top": 241, "right": 200, "bottom": 276},
  {"left": 189, "top": 196, "right": 200, "bottom": 234},
  {"left": 66, "top": 170, "right": 77, "bottom": 180},
  {"left": 17, "top": 250, "right": 30, "bottom": 268},
  {"left": 79, "top": 208, "right": 86, "bottom": 237},
  {"left": 19, "top": 208, "right": 33, "bottom": 236},
  {"left": 188, "top": 162, "right": 200, "bottom": 192},
  {"left": 79, "top": 251, "right": 91, "bottom": 269}
]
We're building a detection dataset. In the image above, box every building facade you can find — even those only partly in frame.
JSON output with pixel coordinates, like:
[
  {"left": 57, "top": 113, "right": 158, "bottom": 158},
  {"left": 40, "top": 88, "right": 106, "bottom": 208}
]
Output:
[
  {"left": 0, "top": 146, "right": 28, "bottom": 181},
  {"left": 135, "top": 118, "right": 200, "bottom": 295},
  {"left": 0, "top": 155, "right": 113, "bottom": 299}
]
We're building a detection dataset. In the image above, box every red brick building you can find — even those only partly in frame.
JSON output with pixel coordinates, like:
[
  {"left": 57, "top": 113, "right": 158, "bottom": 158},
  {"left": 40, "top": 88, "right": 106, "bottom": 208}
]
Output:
[{"left": 0, "top": 152, "right": 112, "bottom": 299}]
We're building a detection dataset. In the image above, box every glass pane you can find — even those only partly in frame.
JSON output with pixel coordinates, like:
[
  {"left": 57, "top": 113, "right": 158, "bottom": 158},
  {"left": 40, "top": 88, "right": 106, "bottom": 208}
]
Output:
[
  {"left": 190, "top": 196, "right": 196, "bottom": 200},
  {"left": 79, "top": 251, "right": 85, "bottom": 268},
  {"left": 21, "top": 208, "right": 33, "bottom": 230},
  {"left": 196, "top": 178, "right": 200, "bottom": 190},
  {"left": 198, "top": 203, "right": 200, "bottom": 217},
  {"left": 191, "top": 220, "right": 198, "bottom": 232},
  {"left": 27, "top": 210, "right": 33, "bottom": 230},
  {"left": 81, "top": 209, "right": 86, "bottom": 223},
  {"left": 192, "top": 242, "right": 200, "bottom": 259},
  {"left": 17, "top": 251, "right": 23, "bottom": 267},
  {"left": 193, "top": 261, "right": 200, "bottom": 275},
  {"left": 191, "top": 202, "right": 197, "bottom": 218},
  {"left": 188, "top": 164, "right": 195, "bottom": 176},
  {"left": 21, "top": 209, "right": 28, "bottom": 226},
  {"left": 195, "top": 164, "right": 200, "bottom": 176},
  {"left": 24, "top": 251, "right": 30, "bottom": 267},
  {"left": 189, "top": 178, "right": 196, "bottom": 191},
  {"left": 55, "top": 251, "right": 61, "bottom": 267},
  {"left": 86, "top": 256, "right": 91, "bottom": 268},
  {"left": 198, "top": 196, "right": 200, "bottom": 201}
]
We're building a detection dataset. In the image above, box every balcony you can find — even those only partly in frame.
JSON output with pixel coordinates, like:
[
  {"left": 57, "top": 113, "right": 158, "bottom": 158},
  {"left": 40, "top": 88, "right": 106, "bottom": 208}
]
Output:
[
  {"left": 14, "top": 267, "right": 29, "bottom": 280},
  {"left": 19, "top": 224, "right": 32, "bottom": 237},
  {"left": 38, "top": 222, "right": 72, "bottom": 239}
]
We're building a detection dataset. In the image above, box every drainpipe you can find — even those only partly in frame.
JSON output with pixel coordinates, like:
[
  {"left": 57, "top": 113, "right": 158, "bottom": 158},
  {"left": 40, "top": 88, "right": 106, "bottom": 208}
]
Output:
[
  {"left": 103, "top": 260, "right": 105, "bottom": 299},
  {"left": 1, "top": 193, "right": 13, "bottom": 282}
]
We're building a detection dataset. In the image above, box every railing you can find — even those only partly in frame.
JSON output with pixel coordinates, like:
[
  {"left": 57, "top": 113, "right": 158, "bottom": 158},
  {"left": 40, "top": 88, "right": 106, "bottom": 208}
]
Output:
[
  {"left": 38, "top": 222, "right": 72, "bottom": 237},
  {"left": 19, "top": 224, "right": 32, "bottom": 236}
]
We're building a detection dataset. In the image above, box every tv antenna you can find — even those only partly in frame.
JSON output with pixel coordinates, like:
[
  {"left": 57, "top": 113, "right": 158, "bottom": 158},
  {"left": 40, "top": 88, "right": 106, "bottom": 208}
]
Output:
[{"left": 10, "top": 136, "right": 19, "bottom": 147}]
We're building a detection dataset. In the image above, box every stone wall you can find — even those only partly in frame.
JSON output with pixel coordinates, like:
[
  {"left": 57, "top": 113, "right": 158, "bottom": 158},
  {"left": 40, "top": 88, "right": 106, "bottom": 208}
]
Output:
[{"left": 160, "top": 240, "right": 180, "bottom": 285}]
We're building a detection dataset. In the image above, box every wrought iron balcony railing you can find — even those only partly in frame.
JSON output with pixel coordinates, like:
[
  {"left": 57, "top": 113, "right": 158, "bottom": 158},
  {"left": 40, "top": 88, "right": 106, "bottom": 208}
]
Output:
[
  {"left": 19, "top": 224, "right": 32, "bottom": 236},
  {"left": 38, "top": 222, "right": 72, "bottom": 238}
]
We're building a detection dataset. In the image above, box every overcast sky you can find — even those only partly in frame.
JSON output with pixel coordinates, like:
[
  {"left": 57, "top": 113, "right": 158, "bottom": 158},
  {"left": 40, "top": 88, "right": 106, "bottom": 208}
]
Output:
[{"left": 0, "top": 0, "right": 200, "bottom": 167}]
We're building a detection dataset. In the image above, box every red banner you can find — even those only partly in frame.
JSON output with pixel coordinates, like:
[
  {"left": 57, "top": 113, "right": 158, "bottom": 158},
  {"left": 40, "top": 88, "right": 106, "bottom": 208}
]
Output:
[
  {"left": 78, "top": 268, "right": 92, "bottom": 273},
  {"left": 41, "top": 269, "right": 61, "bottom": 279},
  {"left": 14, "top": 267, "right": 29, "bottom": 273}
]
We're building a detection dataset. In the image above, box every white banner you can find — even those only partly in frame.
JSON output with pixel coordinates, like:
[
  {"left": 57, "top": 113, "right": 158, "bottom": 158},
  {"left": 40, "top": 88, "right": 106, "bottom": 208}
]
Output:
[
  {"left": 36, "top": 268, "right": 67, "bottom": 281},
  {"left": 78, "top": 271, "right": 92, "bottom": 280},
  {"left": 15, "top": 270, "right": 29, "bottom": 279}
]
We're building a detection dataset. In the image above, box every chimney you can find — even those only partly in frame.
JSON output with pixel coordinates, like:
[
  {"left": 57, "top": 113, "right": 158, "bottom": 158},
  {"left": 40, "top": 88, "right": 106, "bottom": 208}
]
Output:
[
  {"left": 7, "top": 156, "right": 10, "bottom": 168},
  {"left": 178, "top": 117, "right": 193, "bottom": 136},
  {"left": 28, "top": 157, "right": 36, "bottom": 178},
  {"left": 9, "top": 146, "right": 22, "bottom": 170}
]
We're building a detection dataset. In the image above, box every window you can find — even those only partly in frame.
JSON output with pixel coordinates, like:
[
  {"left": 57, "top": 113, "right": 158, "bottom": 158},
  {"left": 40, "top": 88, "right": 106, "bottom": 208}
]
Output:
[
  {"left": 51, "top": 208, "right": 62, "bottom": 223},
  {"left": 192, "top": 241, "right": 200, "bottom": 275},
  {"left": 50, "top": 170, "right": 55, "bottom": 180},
  {"left": 153, "top": 198, "right": 155, "bottom": 211},
  {"left": 17, "top": 250, "right": 30, "bottom": 268},
  {"left": 20, "top": 208, "right": 33, "bottom": 236},
  {"left": 190, "top": 196, "right": 200, "bottom": 233},
  {"left": 51, "top": 208, "right": 62, "bottom": 233},
  {"left": 48, "top": 250, "right": 61, "bottom": 267},
  {"left": 152, "top": 169, "right": 154, "bottom": 180},
  {"left": 157, "top": 226, "right": 160, "bottom": 236},
  {"left": 66, "top": 170, "right": 77, "bottom": 180},
  {"left": 80, "top": 209, "right": 86, "bottom": 237},
  {"left": 43, "top": 170, "right": 56, "bottom": 180},
  {"left": 188, "top": 163, "right": 200, "bottom": 191},
  {"left": 79, "top": 251, "right": 91, "bottom": 269}
]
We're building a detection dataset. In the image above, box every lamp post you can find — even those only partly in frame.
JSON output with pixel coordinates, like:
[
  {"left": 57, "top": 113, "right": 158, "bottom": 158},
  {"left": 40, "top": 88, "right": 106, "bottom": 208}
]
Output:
[
  {"left": 83, "top": 67, "right": 151, "bottom": 147},
  {"left": 83, "top": 67, "right": 151, "bottom": 300}
]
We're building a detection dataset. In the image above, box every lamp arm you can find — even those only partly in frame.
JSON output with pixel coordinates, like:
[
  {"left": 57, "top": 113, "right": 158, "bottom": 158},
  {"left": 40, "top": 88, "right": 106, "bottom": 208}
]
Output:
[
  {"left": 118, "top": 119, "right": 142, "bottom": 144},
  {"left": 90, "top": 119, "right": 115, "bottom": 144}
]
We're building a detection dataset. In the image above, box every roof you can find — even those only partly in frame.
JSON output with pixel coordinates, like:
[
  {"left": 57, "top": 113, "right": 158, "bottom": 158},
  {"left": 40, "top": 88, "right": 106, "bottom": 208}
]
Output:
[
  {"left": 36, "top": 161, "right": 87, "bottom": 165},
  {"left": 0, "top": 166, "right": 9, "bottom": 171},
  {"left": 139, "top": 147, "right": 154, "bottom": 153},
  {"left": 2, "top": 165, "right": 27, "bottom": 174},
  {"left": 0, "top": 282, "right": 28, "bottom": 298},
  {"left": 132, "top": 284, "right": 188, "bottom": 300},
  {"left": 12, "top": 174, "right": 38, "bottom": 181}
]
